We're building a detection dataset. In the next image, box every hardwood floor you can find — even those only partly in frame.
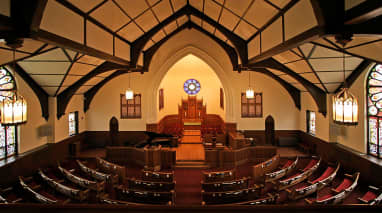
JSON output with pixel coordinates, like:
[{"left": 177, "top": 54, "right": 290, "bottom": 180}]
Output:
[{"left": 174, "top": 144, "right": 205, "bottom": 161}]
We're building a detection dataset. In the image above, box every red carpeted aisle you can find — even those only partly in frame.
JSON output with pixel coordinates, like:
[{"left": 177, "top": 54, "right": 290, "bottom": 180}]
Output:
[{"left": 174, "top": 168, "right": 202, "bottom": 205}]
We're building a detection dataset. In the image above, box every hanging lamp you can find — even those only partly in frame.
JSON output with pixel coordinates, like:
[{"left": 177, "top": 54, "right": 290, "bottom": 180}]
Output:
[
  {"left": 125, "top": 71, "right": 134, "bottom": 100},
  {"left": 0, "top": 40, "right": 27, "bottom": 125},
  {"left": 246, "top": 71, "right": 254, "bottom": 99},
  {"left": 332, "top": 34, "right": 358, "bottom": 125}
]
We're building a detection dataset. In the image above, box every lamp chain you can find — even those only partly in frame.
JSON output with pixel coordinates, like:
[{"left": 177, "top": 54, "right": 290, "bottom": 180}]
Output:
[{"left": 342, "top": 44, "right": 346, "bottom": 89}]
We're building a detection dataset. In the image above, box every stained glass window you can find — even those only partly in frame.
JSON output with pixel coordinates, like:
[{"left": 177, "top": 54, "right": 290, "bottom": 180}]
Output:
[
  {"left": 241, "top": 93, "right": 262, "bottom": 118},
  {"left": 307, "top": 111, "right": 316, "bottom": 135},
  {"left": 183, "top": 79, "right": 201, "bottom": 95},
  {"left": 0, "top": 67, "right": 17, "bottom": 159},
  {"left": 121, "top": 94, "right": 141, "bottom": 119},
  {"left": 367, "top": 64, "right": 382, "bottom": 158}
]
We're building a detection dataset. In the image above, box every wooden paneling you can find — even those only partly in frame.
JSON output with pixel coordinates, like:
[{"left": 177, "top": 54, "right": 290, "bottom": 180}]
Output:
[{"left": 244, "top": 130, "right": 300, "bottom": 146}]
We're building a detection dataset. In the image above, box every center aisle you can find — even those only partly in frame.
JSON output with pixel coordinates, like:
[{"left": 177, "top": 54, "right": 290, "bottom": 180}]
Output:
[{"left": 174, "top": 168, "right": 202, "bottom": 205}]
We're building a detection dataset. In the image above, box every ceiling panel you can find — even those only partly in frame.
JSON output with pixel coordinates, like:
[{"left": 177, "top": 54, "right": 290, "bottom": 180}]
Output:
[
  {"left": 114, "top": 0, "right": 149, "bottom": 19},
  {"left": 224, "top": 0, "right": 252, "bottom": 16},
  {"left": 61, "top": 75, "right": 82, "bottom": 87},
  {"left": 68, "top": 0, "right": 104, "bottom": 13},
  {"left": 324, "top": 83, "right": 342, "bottom": 93},
  {"left": 76, "top": 85, "right": 93, "bottom": 94},
  {"left": 299, "top": 43, "right": 314, "bottom": 57},
  {"left": 76, "top": 55, "right": 104, "bottom": 66},
  {"left": 204, "top": 0, "right": 221, "bottom": 21},
  {"left": 84, "top": 76, "right": 104, "bottom": 86},
  {"left": 219, "top": 8, "right": 240, "bottom": 31},
  {"left": 290, "top": 83, "right": 307, "bottom": 91},
  {"left": 316, "top": 71, "right": 352, "bottom": 83},
  {"left": 244, "top": 0, "right": 278, "bottom": 28},
  {"left": 23, "top": 48, "right": 69, "bottom": 61},
  {"left": 177, "top": 15, "right": 188, "bottom": 25},
  {"left": 57, "top": 86, "right": 68, "bottom": 94},
  {"left": 284, "top": 60, "right": 313, "bottom": 73},
  {"left": 90, "top": 1, "right": 130, "bottom": 31},
  {"left": 310, "top": 45, "right": 343, "bottom": 58},
  {"left": 214, "top": 30, "right": 227, "bottom": 42},
  {"left": 67, "top": 63, "right": 95, "bottom": 76},
  {"left": 269, "top": 0, "right": 290, "bottom": 8},
  {"left": 234, "top": 21, "right": 257, "bottom": 40},
  {"left": 17, "top": 39, "right": 45, "bottom": 53},
  {"left": 97, "top": 70, "right": 117, "bottom": 78},
  {"left": 135, "top": 10, "right": 158, "bottom": 32},
  {"left": 118, "top": 21, "right": 144, "bottom": 42},
  {"left": 152, "top": 30, "right": 166, "bottom": 42},
  {"left": 18, "top": 61, "right": 71, "bottom": 75},
  {"left": 299, "top": 73, "right": 320, "bottom": 84},
  {"left": 147, "top": 0, "right": 160, "bottom": 6},
  {"left": 347, "top": 40, "right": 382, "bottom": 63},
  {"left": 41, "top": 86, "right": 59, "bottom": 96},
  {"left": 143, "top": 40, "right": 155, "bottom": 51},
  {"left": 171, "top": 0, "right": 187, "bottom": 11},
  {"left": 272, "top": 50, "right": 301, "bottom": 63},
  {"left": 313, "top": 38, "right": 339, "bottom": 49},
  {"left": 279, "top": 74, "right": 298, "bottom": 84},
  {"left": 152, "top": 0, "right": 173, "bottom": 22},
  {"left": 164, "top": 20, "right": 178, "bottom": 34},
  {"left": 191, "top": 15, "right": 202, "bottom": 26},
  {"left": 30, "top": 74, "right": 64, "bottom": 86},
  {"left": 309, "top": 57, "right": 363, "bottom": 71},
  {"left": 0, "top": 50, "right": 29, "bottom": 65},
  {"left": 267, "top": 68, "right": 285, "bottom": 76},
  {"left": 189, "top": 0, "right": 203, "bottom": 11},
  {"left": 327, "top": 36, "right": 382, "bottom": 49},
  {"left": 203, "top": 21, "right": 215, "bottom": 34}
]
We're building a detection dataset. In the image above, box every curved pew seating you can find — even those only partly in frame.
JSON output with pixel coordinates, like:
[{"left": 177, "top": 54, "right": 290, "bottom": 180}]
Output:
[
  {"left": 202, "top": 169, "right": 236, "bottom": 183},
  {"left": 305, "top": 172, "right": 360, "bottom": 205},
  {"left": 127, "top": 178, "right": 175, "bottom": 192},
  {"left": 357, "top": 186, "right": 382, "bottom": 205},
  {"left": 99, "top": 196, "right": 167, "bottom": 206},
  {"left": 0, "top": 194, "right": 7, "bottom": 203},
  {"left": 96, "top": 157, "right": 126, "bottom": 183},
  {"left": 252, "top": 155, "right": 280, "bottom": 183},
  {"left": 287, "top": 163, "right": 340, "bottom": 200},
  {"left": 58, "top": 164, "right": 104, "bottom": 192},
  {"left": 273, "top": 157, "right": 321, "bottom": 191},
  {"left": 38, "top": 170, "right": 89, "bottom": 201},
  {"left": 77, "top": 160, "right": 118, "bottom": 184},
  {"left": 115, "top": 186, "right": 175, "bottom": 205},
  {"left": 201, "top": 177, "right": 251, "bottom": 192},
  {"left": 201, "top": 186, "right": 262, "bottom": 205},
  {"left": 18, "top": 177, "right": 58, "bottom": 204},
  {"left": 235, "top": 193, "right": 279, "bottom": 205},
  {"left": 142, "top": 170, "right": 174, "bottom": 182},
  {"left": 265, "top": 157, "right": 298, "bottom": 183}
]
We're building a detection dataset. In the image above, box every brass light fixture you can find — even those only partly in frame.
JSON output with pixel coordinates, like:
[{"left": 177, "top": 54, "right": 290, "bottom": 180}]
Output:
[
  {"left": 125, "top": 71, "right": 134, "bottom": 100},
  {"left": 246, "top": 71, "right": 254, "bottom": 99},
  {"left": 332, "top": 34, "right": 358, "bottom": 125}
]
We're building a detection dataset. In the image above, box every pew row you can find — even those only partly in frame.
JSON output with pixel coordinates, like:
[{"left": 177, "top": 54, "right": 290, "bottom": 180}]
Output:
[
  {"left": 0, "top": 194, "right": 7, "bottom": 203},
  {"left": 18, "top": 176, "right": 58, "bottom": 204},
  {"left": 127, "top": 178, "right": 175, "bottom": 192},
  {"left": 58, "top": 165, "right": 104, "bottom": 192},
  {"left": 201, "top": 177, "right": 252, "bottom": 192},
  {"left": 265, "top": 157, "right": 298, "bottom": 183},
  {"left": 273, "top": 157, "right": 321, "bottom": 191},
  {"left": 115, "top": 186, "right": 174, "bottom": 205},
  {"left": 357, "top": 186, "right": 382, "bottom": 205},
  {"left": 99, "top": 196, "right": 166, "bottom": 206},
  {"left": 201, "top": 186, "right": 262, "bottom": 205},
  {"left": 286, "top": 163, "right": 340, "bottom": 200},
  {"left": 202, "top": 169, "right": 236, "bottom": 183},
  {"left": 305, "top": 172, "right": 360, "bottom": 204},
  {"left": 142, "top": 170, "right": 174, "bottom": 182},
  {"left": 77, "top": 160, "right": 118, "bottom": 185},
  {"left": 252, "top": 155, "right": 280, "bottom": 183},
  {"left": 38, "top": 170, "right": 89, "bottom": 201},
  {"left": 96, "top": 157, "right": 126, "bottom": 183},
  {"left": 211, "top": 193, "right": 279, "bottom": 206}
]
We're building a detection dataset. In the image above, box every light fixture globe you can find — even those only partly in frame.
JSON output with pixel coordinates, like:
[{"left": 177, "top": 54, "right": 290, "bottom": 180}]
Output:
[
  {"left": 246, "top": 88, "right": 254, "bottom": 99},
  {"left": 333, "top": 87, "right": 358, "bottom": 125},
  {"left": 0, "top": 92, "right": 27, "bottom": 125},
  {"left": 125, "top": 88, "right": 134, "bottom": 100}
]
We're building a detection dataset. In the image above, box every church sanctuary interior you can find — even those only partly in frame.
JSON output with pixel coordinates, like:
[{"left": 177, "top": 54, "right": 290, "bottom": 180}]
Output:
[{"left": 1, "top": 0, "right": 382, "bottom": 212}]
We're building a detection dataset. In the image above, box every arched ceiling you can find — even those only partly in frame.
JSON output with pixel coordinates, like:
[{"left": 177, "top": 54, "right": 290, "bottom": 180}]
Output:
[{"left": 0, "top": 0, "right": 380, "bottom": 119}]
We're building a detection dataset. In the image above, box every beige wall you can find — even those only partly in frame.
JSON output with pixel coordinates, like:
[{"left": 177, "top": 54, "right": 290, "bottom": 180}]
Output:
[
  {"left": 87, "top": 29, "right": 301, "bottom": 131},
  {"left": 158, "top": 54, "right": 224, "bottom": 120}
]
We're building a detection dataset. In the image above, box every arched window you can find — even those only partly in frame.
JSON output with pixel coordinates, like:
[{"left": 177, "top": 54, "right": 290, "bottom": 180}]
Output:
[
  {"left": 0, "top": 67, "right": 17, "bottom": 160},
  {"left": 367, "top": 64, "right": 382, "bottom": 159}
]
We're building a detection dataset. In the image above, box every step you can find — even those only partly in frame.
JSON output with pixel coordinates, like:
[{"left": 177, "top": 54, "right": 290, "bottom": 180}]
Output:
[
  {"left": 175, "top": 160, "right": 208, "bottom": 169},
  {"left": 183, "top": 130, "right": 201, "bottom": 136}
]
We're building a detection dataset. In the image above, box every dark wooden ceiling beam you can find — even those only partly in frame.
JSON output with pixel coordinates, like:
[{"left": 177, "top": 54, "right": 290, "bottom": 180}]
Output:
[
  {"left": 83, "top": 70, "right": 129, "bottom": 112},
  {"left": 31, "top": 29, "right": 131, "bottom": 66},
  {"left": 247, "top": 26, "right": 325, "bottom": 65},
  {"left": 345, "top": 0, "right": 382, "bottom": 25},
  {"left": 249, "top": 68, "right": 301, "bottom": 110},
  {"left": 143, "top": 21, "right": 238, "bottom": 71},
  {"left": 248, "top": 58, "right": 327, "bottom": 115},
  {"left": 334, "top": 60, "right": 372, "bottom": 93},
  {"left": 131, "top": 5, "right": 246, "bottom": 68},
  {"left": 11, "top": 63, "right": 49, "bottom": 120},
  {"left": 56, "top": 61, "right": 131, "bottom": 119}
]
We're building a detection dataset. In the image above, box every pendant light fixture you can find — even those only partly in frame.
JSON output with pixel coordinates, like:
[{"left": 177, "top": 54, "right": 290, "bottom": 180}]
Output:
[
  {"left": 246, "top": 71, "right": 254, "bottom": 99},
  {"left": 332, "top": 34, "right": 358, "bottom": 125},
  {"left": 125, "top": 71, "right": 134, "bottom": 100},
  {"left": 0, "top": 40, "right": 27, "bottom": 125}
]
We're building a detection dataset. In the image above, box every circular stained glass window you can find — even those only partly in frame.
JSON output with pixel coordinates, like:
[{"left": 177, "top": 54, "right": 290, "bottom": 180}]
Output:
[{"left": 184, "top": 79, "right": 201, "bottom": 95}]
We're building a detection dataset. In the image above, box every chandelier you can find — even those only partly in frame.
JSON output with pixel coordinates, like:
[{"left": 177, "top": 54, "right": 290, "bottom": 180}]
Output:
[
  {"left": 125, "top": 71, "right": 134, "bottom": 100},
  {"left": 246, "top": 71, "right": 254, "bottom": 99},
  {"left": 1, "top": 40, "right": 27, "bottom": 125},
  {"left": 332, "top": 34, "right": 358, "bottom": 125}
]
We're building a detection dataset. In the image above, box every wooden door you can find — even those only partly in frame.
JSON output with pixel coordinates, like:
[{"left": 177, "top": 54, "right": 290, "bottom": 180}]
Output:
[{"left": 265, "top": 115, "right": 275, "bottom": 145}]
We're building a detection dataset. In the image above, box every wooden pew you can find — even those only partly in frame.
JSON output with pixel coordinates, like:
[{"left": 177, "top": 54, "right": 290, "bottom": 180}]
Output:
[
  {"left": 202, "top": 169, "right": 236, "bottom": 183},
  {"left": 357, "top": 186, "right": 382, "bottom": 205},
  {"left": 58, "top": 164, "right": 104, "bottom": 192},
  {"left": 115, "top": 186, "right": 174, "bottom": 205},
  {"left": 77, "top": 160, "right": 118, "bottom": 185},
  {"left": 273, "top": 157, "right": 321, "bottom": 191},
  {"left": 18, "top": 176, "right": 58, "bottom": 204},
  {"left": 201, "top": 177, "right": 251, "bottom": 192},
  {"left": 209, "top": 193, "right": 279, "bottom": 206},
  {"left": 142, "top": 170, "right": 174, "bottom": 182},
  {"left": 265, "top": 157, "right": 298, "bottom": 183},
  {"left": 201, "top": 186, "right": 262, "bottom": 205},
  {"left": 99, "top": 196, "right": 166, "bottom": 206},
  {"left": 252, "top": 155, "right": 280, "bottom": 183},
  {"left": 0, "top": 194, "right": 7, "bottom": 203},
  {"left": 287, "top": 163, "right": 340, "bottom": 200},
  {"left": 96, "top": 157, "right": 126, "bottom": 183},
  {"left": 127, "top": 178, "right": 175, "bottom": 192},
  {"left": 38, "top": 170, "right": 89, "bottom": 201},
  {"left": 305, "top": 172, "right": 360, "bottom": 205}
]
